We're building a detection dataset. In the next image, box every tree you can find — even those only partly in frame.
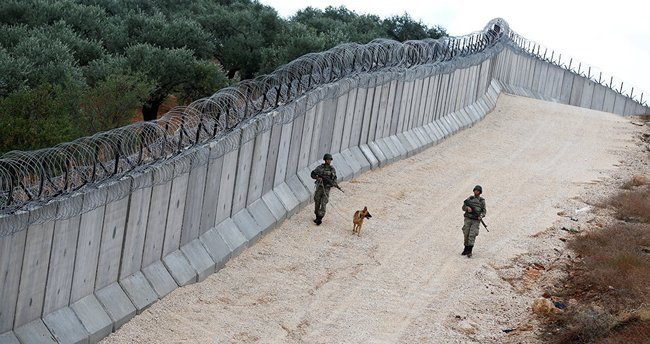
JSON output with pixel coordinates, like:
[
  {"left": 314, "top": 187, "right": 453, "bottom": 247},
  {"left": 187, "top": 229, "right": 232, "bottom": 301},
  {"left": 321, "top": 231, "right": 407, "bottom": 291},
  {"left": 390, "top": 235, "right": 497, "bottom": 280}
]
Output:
[
  {"left": 0, "top": 48, "right": 31, "bottom": 98},
  {"left": 382, "top": 13, "right": 446, "bottom": 41},
  {"left": 121, "top": 12, "right": 216, "bottom": 59},
  {"left": 124, "top": 43, "right": 229, "bottom": 121},
  {"left": 79, "top": 73, "right": 154, "bottom": 133},
  {"left": 34, "top": 21, "right": 106, "bottom": 66},
  {"left": 10, "top": 34, "right": 84, "bottom": 89},
  {"left": 0, "top": 83, "right": 83, "bottom": 153},
  {"left": 258, "top": 22, "right": 333, "bottom": 75},
  {"left": 196, "top": 1, "right": 283, "bottom": 79}
]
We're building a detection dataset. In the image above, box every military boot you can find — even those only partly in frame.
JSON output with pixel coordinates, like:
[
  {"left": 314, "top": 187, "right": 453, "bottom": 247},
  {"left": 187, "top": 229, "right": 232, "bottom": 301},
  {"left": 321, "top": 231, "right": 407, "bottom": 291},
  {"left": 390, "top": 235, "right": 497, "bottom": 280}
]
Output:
[
  {"left": 461, "top": 246, "right": 470, "bottom": 255},
  {"left": 466, "top": 245, "right": 474, "bottom": 258},
  {"left": 313, "top": 216, "right": 322, "bottom": 225}
]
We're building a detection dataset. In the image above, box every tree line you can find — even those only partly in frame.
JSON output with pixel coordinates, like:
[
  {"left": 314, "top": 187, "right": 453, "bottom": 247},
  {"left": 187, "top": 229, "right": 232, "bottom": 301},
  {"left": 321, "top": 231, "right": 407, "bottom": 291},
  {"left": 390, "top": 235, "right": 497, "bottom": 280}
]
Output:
[{"left": 0, "top": 0, "right": 446, "bottom": 154}]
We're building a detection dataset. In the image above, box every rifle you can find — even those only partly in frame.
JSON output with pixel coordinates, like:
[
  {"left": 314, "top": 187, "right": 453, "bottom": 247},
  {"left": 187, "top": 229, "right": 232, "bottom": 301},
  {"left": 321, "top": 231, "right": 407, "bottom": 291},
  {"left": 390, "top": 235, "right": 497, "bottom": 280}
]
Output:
[
  {"left": 463, "top": 199, "right": 488, "bottom": 232},
  {"left": 315, "top": 173, "right": 344, "bottom": 192}
]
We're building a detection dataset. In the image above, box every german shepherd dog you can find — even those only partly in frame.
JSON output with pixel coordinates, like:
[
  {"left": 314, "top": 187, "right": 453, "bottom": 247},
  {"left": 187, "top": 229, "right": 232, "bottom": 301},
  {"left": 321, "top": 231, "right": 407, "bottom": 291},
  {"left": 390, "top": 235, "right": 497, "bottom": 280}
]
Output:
[{"left": 352, "top": 206, "right": 372, "bottom": 236}]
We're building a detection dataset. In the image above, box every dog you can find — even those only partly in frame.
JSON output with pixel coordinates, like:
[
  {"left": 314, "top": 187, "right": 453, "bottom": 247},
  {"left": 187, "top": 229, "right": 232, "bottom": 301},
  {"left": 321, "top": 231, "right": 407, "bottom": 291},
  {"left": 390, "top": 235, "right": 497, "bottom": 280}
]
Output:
[{"left": 352, "top": 206, "right": 372, "bottom": 236}]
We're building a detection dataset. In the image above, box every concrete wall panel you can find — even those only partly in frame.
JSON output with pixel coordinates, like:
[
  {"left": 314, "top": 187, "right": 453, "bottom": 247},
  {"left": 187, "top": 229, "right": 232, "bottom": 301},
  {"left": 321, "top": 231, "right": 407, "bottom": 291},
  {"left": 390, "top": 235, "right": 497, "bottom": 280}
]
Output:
[
  {"left": 389, "top": 78, "right": 404, "bottom": 135},
  {"left": 422, "top": 75, "right": 436, "bottom": 124},
  {"left": 559, "top": 71, "right": 574, "bottom": 104},
  {"left": 360, "top": 80, "right": 377, "bottom": 144},
  {"left": 287, "top": 101, "right": 307, "bottom": 176},
  {"left": 569, "top": 76, "right": 585, "bottom": 106},
  {"left": 262, "top": 119, "right": 282, "bottom": 195},
  {"left": 350, "top": 86, "right": 367, "bottom": 146},
  {"left": 603, "top": 89, "right": 617, "bottom": 113},
  {"left": 214, "top": 149, "right": 240, "bottom": 225},
  {"left": 374, "top": 81, "right": 389, "bottom": 139},
  {"left": 0, "top": 230, "right": 26, "bottom": 332},
  {"left": 120, "top": 176, "right": 153, "bottom": 278},
  {"left": 231, "top": 136, "right": 254, "bottom": 215},
  {"left": 340, "top": 87, "right": 358, "bottom": 150},
  {"left": 395, "top": 79, "right": 409, "bottom": 133},
  {"left": 591, "top": 85, "right": 606, "bottom": 111},
  {"left": 382, "top": 80, "right": 397, "bottom": 138},
  {"left": 316, "top": 95, "right": 338, "bottom": 159},
  {"left": 180, "top": 152, "right": 209, "bottom": 246},
  {"left": 297, "top": 104, "right": 316, "bottom": 170},
  {"left": 247, "top": 127, "right": 271, "bottom": 207},
  {"left": 141, "top": 178, "right": 172, "bottom": 268},
  {"left": 95, "top": 181, "right": 130, "bottom": 290},
  {"left": 580, "top": 80, "right": 596, "bottom": 109},
  {"left": 43, "top": 209, "right": 81, "bottom": 314},
  {"left": 330, "top": 91, "right": 349, "bottom": 153},
  {"left": 161, "top": 171, "right": 189, "bottom": 257},
  {"left": 199, "top": 151, "right": 224, "bottom": 234},
  {"left": 14, "top": 220, "right": 55, "bottom": 327},
  {"left": 410, "top": 78, "right": 424, "bottom": 128},
  {"left": 273, "top": 121, "right": 293, "bottom": 187},
  {"left": 70, "top": 189, "right": 107, "bottom": 303}
]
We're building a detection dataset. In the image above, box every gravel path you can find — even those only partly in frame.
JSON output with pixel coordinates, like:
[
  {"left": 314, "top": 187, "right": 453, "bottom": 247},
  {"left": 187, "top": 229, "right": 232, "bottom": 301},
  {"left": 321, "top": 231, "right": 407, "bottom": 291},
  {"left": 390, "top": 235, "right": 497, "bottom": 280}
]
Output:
[{"left": 101, "top": 94, "right": 642, "bottom": 343}]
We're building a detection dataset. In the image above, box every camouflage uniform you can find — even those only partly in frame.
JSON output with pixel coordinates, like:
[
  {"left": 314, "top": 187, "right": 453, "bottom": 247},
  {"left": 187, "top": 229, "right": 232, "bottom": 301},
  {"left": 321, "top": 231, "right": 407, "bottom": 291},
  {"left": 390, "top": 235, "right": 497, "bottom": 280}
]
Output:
[
  {"left": 461, "top": 185, "right": 486, "bottom": 257},
  {"left": 310, "top": 157, "right": 337, "bottom": 225}
]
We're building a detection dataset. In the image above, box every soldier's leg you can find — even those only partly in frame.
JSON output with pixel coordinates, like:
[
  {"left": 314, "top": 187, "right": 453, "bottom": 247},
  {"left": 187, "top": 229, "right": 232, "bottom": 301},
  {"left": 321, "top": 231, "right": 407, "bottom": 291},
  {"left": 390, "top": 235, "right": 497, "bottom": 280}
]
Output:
[
  {"left": 314, "top": 187, "right": 323, "bottom": 217},
  {"left": 467, "top": 221, "right": 480, "bottom": 246},
  {"left": 466, "top": 221, "right": 480, "bottom": 257},
  {"left": 462, "top": 218, "right": 472, "bottom": 246},
  {"left": 461, "top": 218, "right": 472, "bottom": 255},
  {"left": 318, "top": 189, "right": 330, "bottom": 218},
  {"left": 314, "top": 188, "right": 325, "bottom": 224}
]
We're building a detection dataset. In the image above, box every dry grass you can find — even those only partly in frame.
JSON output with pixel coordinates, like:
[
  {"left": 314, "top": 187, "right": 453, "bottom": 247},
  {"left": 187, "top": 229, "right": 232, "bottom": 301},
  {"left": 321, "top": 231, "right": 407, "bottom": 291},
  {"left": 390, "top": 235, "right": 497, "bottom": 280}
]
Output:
[
  {"left": 541, "top": 177, "right": 650, "bottom": 343},
  {"left": 606, "top": 185, "right": 650, "bottom": 223},
  {"left": 621, "top": 175, "right": 649, "bottom": 189}
]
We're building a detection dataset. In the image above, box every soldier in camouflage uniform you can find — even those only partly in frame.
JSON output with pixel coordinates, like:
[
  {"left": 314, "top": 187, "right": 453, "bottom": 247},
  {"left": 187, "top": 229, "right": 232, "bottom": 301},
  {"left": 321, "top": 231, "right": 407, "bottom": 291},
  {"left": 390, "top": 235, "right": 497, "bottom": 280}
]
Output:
[
  {"left": 310, "top": 153, "right": 337, "bottom": 225},
  {"left": 461, "top": 185, "right": 486, "bottom": 258}
]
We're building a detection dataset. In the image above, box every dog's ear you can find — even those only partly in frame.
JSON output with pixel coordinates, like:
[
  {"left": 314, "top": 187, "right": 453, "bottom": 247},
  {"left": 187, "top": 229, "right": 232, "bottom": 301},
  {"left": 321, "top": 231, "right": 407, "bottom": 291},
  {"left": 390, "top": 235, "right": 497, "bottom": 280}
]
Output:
[{"left": 363, "top": 206, "right": 367, "bottom": 211}]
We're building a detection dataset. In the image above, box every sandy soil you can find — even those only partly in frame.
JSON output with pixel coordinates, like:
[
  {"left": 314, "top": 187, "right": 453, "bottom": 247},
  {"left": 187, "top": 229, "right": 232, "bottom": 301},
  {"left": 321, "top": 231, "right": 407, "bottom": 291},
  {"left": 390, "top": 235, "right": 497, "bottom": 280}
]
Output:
[{"left": 101, "top": 94, "right": 648, "bottom": 343}]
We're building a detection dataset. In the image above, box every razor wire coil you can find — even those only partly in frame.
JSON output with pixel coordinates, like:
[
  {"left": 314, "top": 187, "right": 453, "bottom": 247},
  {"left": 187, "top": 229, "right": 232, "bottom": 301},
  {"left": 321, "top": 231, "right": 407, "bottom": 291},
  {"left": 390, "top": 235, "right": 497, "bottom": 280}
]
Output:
[{"left": 0, "top": 18, "right": 647, "bottom": 236}]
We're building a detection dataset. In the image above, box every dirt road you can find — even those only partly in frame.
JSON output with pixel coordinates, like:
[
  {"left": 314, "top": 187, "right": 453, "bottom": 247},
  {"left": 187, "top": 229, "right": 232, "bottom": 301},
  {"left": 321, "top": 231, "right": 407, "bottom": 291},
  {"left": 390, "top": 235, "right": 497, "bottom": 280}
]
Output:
[{"left": 101, "top": 94, "right": 640, "bottom": 343}]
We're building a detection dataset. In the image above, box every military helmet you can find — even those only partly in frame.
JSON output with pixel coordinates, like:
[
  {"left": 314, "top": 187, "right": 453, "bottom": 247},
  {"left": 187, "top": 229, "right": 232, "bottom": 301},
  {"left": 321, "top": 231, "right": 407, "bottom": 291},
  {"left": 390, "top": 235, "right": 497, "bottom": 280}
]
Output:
[
  {"left": 323, "top": 153, "right": 333, "bottom": 160},
  {"left": 473, "top": 185, "right": 483, "bottom": 193}
]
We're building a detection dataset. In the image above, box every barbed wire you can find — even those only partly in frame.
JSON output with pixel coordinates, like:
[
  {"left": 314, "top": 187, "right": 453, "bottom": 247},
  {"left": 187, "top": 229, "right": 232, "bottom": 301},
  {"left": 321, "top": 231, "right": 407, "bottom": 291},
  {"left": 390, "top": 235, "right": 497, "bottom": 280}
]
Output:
[
  {"left": 0, "top": 18, "right": 509, "bottom": 222},
  {"left": 1, "top": 18, "right": 647, "bottom": 236},
  {"left": 505, "top": 30, "right": 648, "bottom": 104}
]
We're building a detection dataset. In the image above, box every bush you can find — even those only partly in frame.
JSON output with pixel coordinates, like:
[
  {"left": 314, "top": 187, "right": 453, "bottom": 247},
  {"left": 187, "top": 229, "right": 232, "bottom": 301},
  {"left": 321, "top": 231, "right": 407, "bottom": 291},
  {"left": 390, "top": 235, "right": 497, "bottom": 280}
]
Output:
[
  {"left": 0, "top": 83, "right": 83, "bottom": 153},
  {"left": 79, "top": 73, "right": 154, "bottom": 132},
  {"left": 544, "top": 179, "right": 650, "bottom": 343},
  {"left": 607, "top": 185, "right": 650, "bottom": 223}
]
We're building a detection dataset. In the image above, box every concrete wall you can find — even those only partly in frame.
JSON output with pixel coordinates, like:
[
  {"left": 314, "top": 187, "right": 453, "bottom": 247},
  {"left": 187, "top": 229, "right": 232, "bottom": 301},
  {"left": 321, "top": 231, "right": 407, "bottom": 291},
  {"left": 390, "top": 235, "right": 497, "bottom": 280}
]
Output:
[
  {"left": 0, "top": 44, "right": 648, "bottom": 344},
  {"left": 493, "top": 48, "right": 650, "bottom": 115}
]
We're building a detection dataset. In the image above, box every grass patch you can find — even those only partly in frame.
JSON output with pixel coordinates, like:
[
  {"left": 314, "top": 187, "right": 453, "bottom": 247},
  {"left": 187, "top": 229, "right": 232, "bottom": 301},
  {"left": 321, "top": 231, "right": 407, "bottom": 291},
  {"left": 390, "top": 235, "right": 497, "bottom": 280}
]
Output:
[
  {"left": 541, "top": 177, "right": 650, "bottom": 343},
  {"left": 605, "top": 185, "right": 650, "bottom": 223},
  {"left": 621, "top": 175, "right": 649, "bottom": 189}
]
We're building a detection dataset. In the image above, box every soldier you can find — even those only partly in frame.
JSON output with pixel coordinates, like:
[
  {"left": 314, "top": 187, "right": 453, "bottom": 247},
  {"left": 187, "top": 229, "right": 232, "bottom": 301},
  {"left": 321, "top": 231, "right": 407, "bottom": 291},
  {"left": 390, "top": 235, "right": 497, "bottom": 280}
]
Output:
[
  {"left": 461, "top": 185, "right": 486, "bottom": 258},
  {"left": 310, "top": 153, "right": 337, "bottom": 225}
]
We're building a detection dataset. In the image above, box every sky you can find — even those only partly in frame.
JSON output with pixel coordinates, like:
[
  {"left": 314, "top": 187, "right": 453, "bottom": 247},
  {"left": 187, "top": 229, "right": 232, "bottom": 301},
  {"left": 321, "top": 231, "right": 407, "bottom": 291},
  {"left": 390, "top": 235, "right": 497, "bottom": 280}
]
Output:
[{"left": 258, "top": 0, "right": 650, "bottom": 103}]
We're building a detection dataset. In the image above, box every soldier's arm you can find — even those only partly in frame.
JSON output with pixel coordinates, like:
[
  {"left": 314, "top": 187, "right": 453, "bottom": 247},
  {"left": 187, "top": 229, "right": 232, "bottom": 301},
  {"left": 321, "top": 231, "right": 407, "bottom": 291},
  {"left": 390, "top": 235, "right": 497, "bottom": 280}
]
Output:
[
  {"left": 311, "top": 166, "right": 322, "bottom": 179},
  {"left": 462, "top": 199, "right": 471, "bottom": 212},
  {"left": 480, "top": 198, "right": 487, "bottom": 217}
]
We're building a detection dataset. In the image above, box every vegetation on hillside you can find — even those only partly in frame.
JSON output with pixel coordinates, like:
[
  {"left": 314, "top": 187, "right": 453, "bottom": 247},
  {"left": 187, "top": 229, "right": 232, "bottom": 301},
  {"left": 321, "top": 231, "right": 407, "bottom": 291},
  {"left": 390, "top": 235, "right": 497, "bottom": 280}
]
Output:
[
  {"left": 540, "top": 127, "right": 650, "bottom": 343},
  {"left": 0, "top": 0, "right": 446, "bottom": 154}
]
